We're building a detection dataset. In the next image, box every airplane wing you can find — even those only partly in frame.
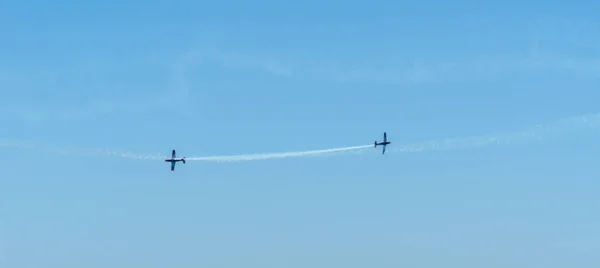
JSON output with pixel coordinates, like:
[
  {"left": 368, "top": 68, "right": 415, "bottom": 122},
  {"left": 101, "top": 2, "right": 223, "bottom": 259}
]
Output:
[
  {"left": 382, "top": 145, "right": 386, "bottom": 154},
  {"left": 383, "top": 132, "right": 387, "bottom": 142},
  {"left": 171, "top": 161, "right": 176, "bottom": 171},
  {"left": 172, "top": 150, "right": 176, "bottom": 158}
]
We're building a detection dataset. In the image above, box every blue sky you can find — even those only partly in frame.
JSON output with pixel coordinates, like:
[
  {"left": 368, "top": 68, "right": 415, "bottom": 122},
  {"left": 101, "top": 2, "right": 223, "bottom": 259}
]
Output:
[{"left": 2, "top": 0, "right": 600, "bottom": 267}]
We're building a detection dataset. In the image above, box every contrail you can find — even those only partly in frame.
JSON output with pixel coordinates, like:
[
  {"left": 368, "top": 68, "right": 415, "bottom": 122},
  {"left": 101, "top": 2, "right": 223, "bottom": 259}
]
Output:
[
  {"left": 0, "top": 141, "right": 164, "bottom": 160},
  {"left": 166, "top": 111, "right": 600, "bottom": 161},
  {"left": 2, "top": 112, "right": 600, "bottom": 162},
  {"left": 0, "top": 139, "right": 35, "bottom": 149},
  {"left": 390, "top": 112, "right": 600, "bottom": 153},
  {"left": 50, "top": 146, "right": 165, "bottom": 160},
  {"left": 185, "top": 144, "right": 373, "bottom": 162}
]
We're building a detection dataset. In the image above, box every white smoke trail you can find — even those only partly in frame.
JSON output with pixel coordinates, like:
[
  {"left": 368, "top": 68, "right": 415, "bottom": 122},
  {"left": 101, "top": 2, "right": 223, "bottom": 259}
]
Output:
[
  {"left": 0, "top": 139, "right": 35, "bottom": 149},
  {"left": 185, "top": 144, "right": 373, "bottom": 162},
  {"left": 0, "top": 140, "right": 163, "bottom": 160},
  {"left": 391, "top": 112, "right": 600, "bottom": 153},
  {"left": 49, "top": 146, "right": 164, "bottom": 160},
  {"left": 184, "top": 112, "right": 600, "bottom": 162},
  {"left": 2, "top": 112, "right": 600, "bottom": 162}
]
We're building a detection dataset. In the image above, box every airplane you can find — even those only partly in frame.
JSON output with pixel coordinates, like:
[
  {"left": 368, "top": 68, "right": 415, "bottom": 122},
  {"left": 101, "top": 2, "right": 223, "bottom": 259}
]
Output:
[
  {"left": 164, "top": 149, "right": 186, "bottom": 171},
  {"left": 374, "top": 132, "right": 391, "bottom": 154}
]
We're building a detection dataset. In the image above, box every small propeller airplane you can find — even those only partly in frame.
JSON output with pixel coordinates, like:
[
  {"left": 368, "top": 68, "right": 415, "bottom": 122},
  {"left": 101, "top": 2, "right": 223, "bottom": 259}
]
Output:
[
  {"left": 165, "top": 149, "right": 186, "bottom": 171},
  {"left": 374, "top": 132, "right": 391, "bottom": 154}
]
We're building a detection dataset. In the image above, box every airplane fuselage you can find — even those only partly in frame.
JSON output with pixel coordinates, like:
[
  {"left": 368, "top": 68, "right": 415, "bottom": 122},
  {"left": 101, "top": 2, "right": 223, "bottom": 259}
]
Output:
[
  {"left": 374, "top": 141, "right": 391, "bottom": 147},
  {"left": 165, "top": 158, "right": 185, "bottom": 163}
]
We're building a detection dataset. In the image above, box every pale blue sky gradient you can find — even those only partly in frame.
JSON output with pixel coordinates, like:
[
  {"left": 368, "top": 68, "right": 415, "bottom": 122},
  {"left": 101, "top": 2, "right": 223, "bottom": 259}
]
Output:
[{"left": 2, "top": 0, "right": 600, "bottom": 267}]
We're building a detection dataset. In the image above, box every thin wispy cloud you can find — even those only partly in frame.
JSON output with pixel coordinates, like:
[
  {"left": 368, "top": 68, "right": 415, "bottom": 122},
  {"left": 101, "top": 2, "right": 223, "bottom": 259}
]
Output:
[
  {"left": 184, "top": 46, "right": 294, "bottom": 78},
  {"left": 189, "top": 49, "right": 600, "bottom": 85},
  {"left": 0, "top": 53, "right": 193, "bottom": 124},
  {"left": 528, "top": 17, "right": 600, "bottom": 51},
  {"left": 0, "top": 94, "right": 179, "bottom": 123},
  {"left": 4, "top": 17, "right": 598, "bottom": 125},
  {"left": 183, "top": 18, "right": 600, "bottom": 85}
]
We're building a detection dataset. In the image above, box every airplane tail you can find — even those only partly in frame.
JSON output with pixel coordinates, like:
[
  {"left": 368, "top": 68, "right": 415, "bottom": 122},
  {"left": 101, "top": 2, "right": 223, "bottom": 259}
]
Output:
[
  {"left": 374, "top": 141, "right": 377, "bottom": 148},
  {"left": 182, "top": 157, "right": 186, "bottom": 164}
]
